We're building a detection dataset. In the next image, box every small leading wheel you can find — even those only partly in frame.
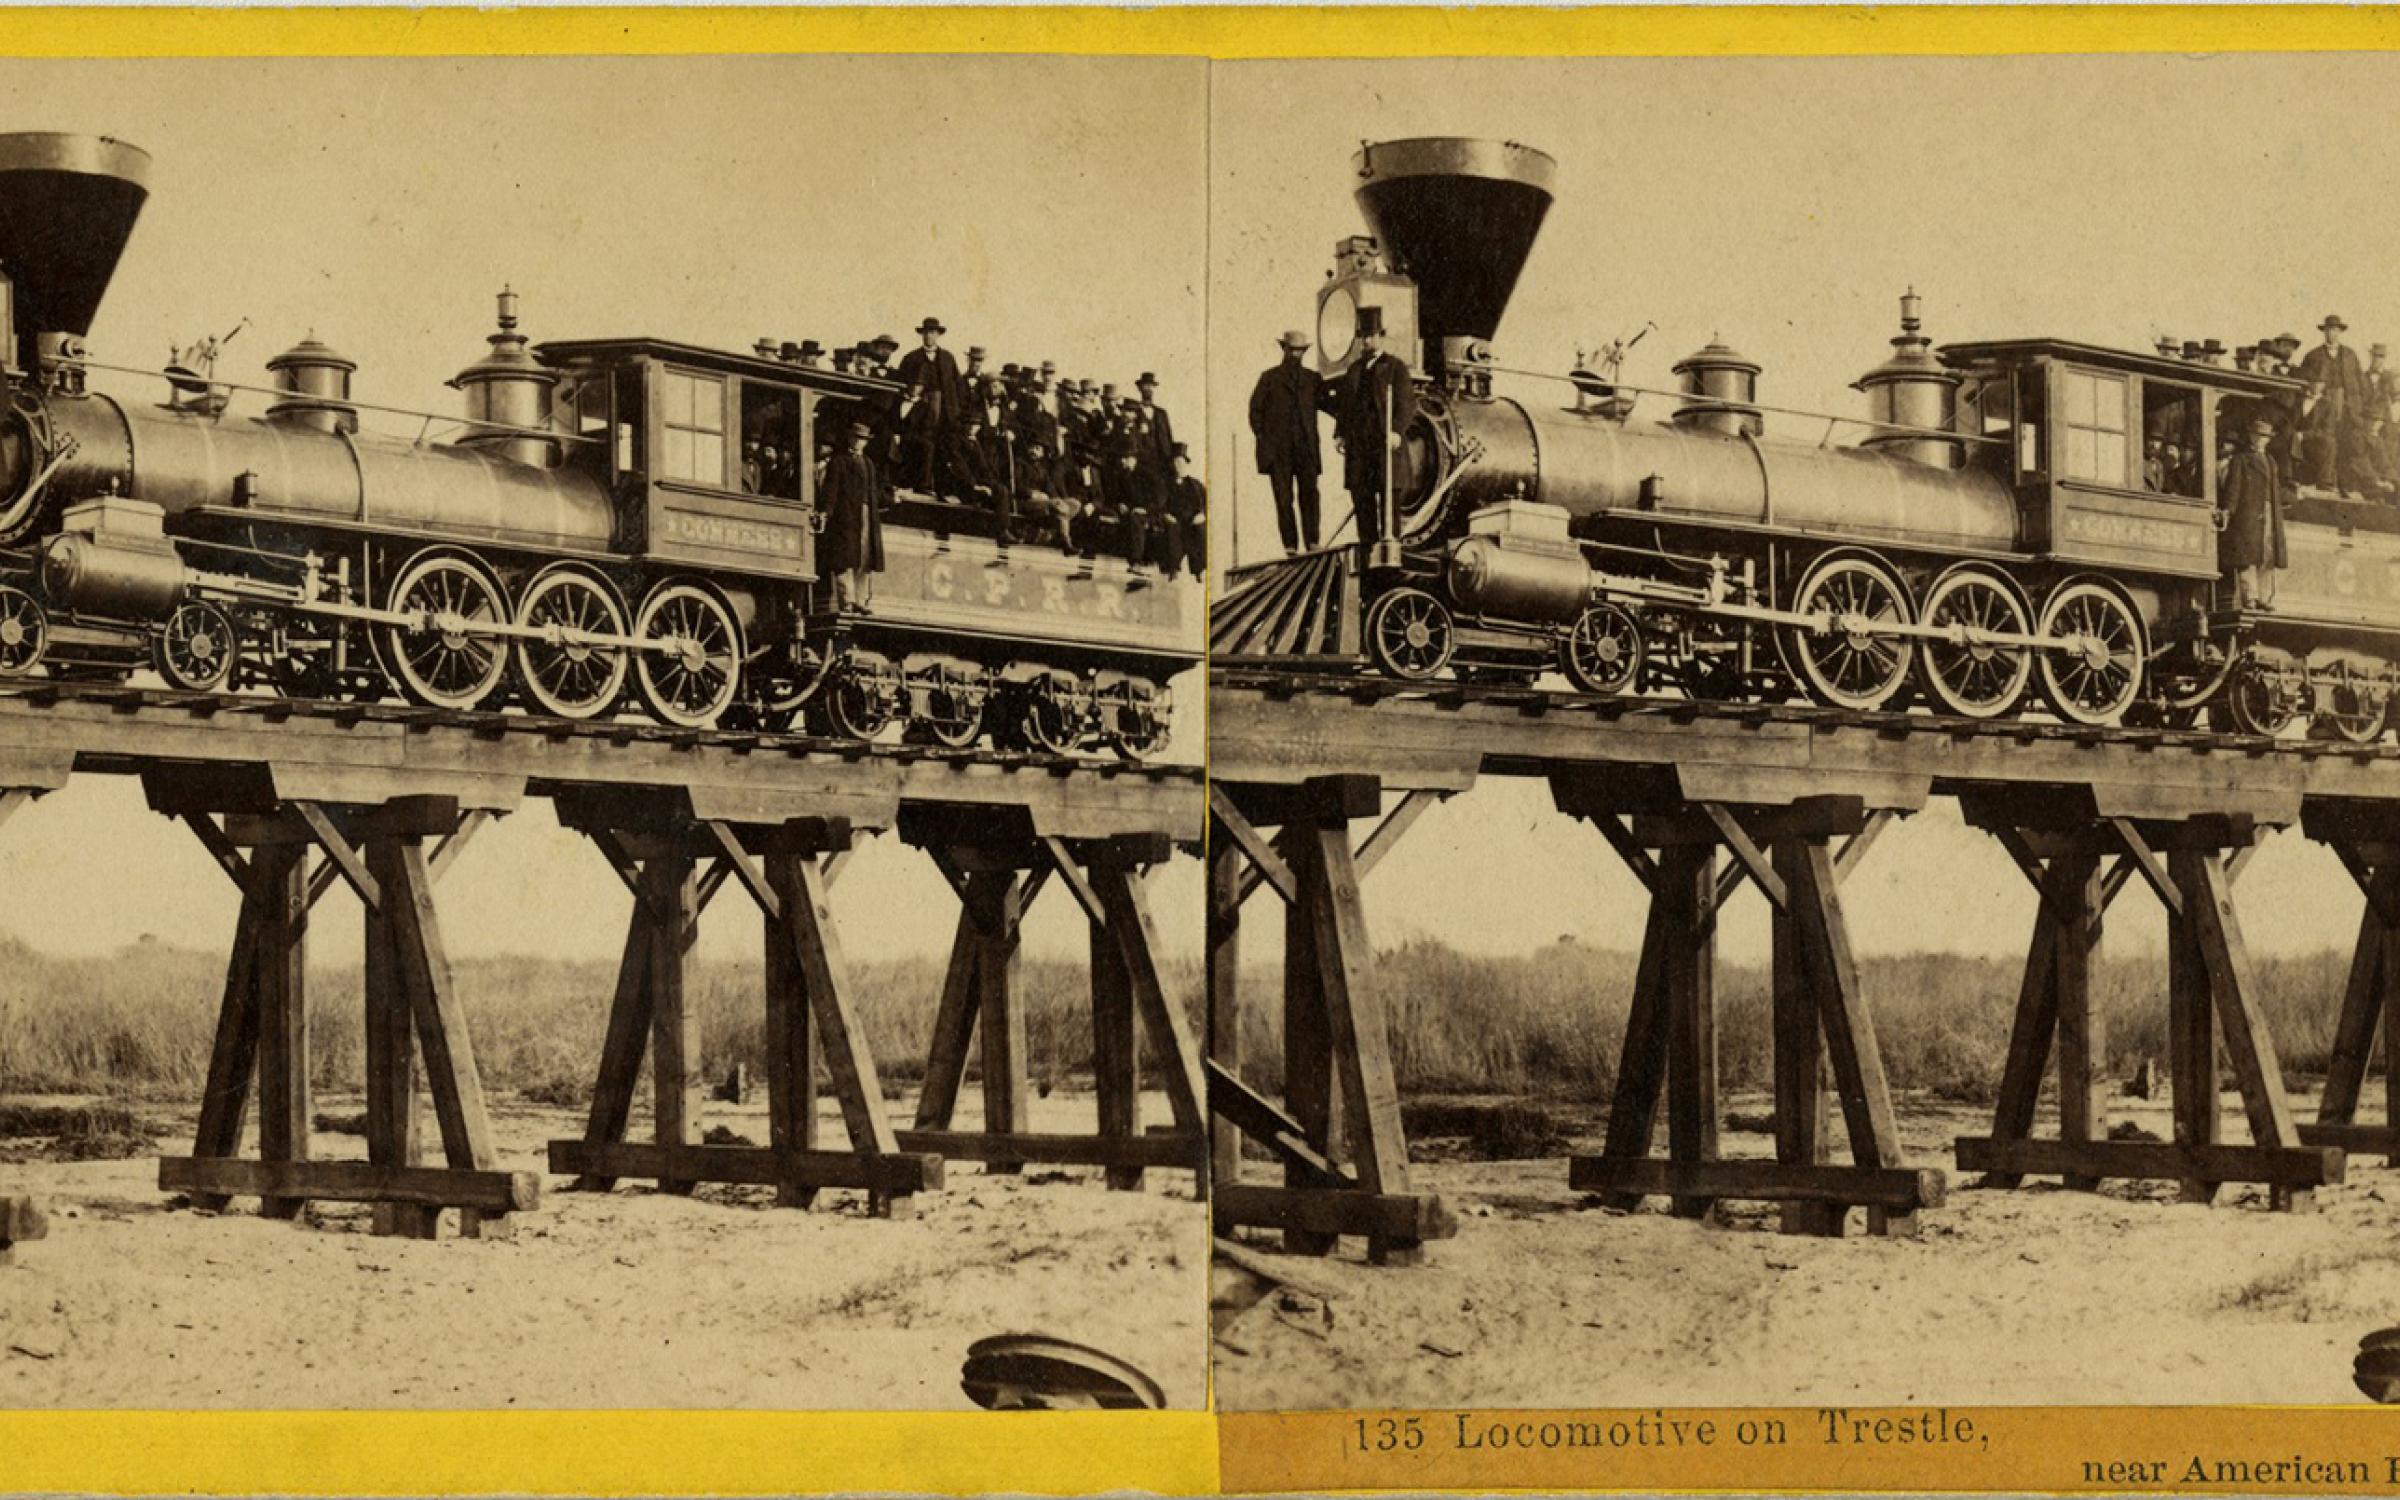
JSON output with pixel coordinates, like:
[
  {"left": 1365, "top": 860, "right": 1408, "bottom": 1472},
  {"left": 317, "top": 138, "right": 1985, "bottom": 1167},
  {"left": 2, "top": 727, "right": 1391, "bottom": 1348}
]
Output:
[
  {"left": 1363, "top": 586, "right": 1454, "bottom": 681},
  {"left": 1917, "top": 565, "right": 2033, "bottom": 719},
  {"left": 2036, "top": 580, "right": 2145, "bottom": 726},
  {"left": 154, "top": 599, "right": 240, "bottom": 692},
  {"left": 0, "top": 582, "right": 48, "bottom": 677},
  {"left": 380, "top": 551, "right": 511, "bottom": 711},
  {"left": 1562, "top": 602, "right": 1643, "bottom": 696},
  {"left": 633, "top": 581, "right": 741, "bottom": 728},
  {"left": 1782, "top": 552, "right": 1916, "bottom": 712},
  {"left": 514, "top": 566, "right": 629, "bottom": 720}
]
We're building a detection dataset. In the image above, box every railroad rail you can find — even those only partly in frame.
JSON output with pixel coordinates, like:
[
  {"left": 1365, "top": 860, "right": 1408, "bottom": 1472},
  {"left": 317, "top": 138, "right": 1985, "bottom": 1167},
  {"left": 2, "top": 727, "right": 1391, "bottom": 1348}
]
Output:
[
  {"left": 0, "top": 680, "right": 1203, "bottom": 1246},
  {"left": 1207, "top": 663, "right": 2400, "bottom": 1264}
]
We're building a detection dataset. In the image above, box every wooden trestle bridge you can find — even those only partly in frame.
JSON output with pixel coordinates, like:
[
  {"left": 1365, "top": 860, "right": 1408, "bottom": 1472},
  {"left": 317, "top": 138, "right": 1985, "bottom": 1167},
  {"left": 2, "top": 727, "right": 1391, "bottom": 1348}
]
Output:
[
  {"left": 1208, "top": 666, "right": 2400, "bottom": 1263},
  {"left": 0, "top": 680, "right": 1202, "bottom": 1244}
]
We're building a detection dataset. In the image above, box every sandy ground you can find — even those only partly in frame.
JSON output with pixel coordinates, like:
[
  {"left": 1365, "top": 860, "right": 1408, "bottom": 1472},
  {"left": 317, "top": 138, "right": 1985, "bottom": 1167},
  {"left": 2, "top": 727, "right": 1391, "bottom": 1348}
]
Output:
[
  {"left": 0, "top": 1087, "right": 1205, "bottom": 1410},
  {"left": 1213, "top": 1086, "right": 2400, "bottom": 1411}
]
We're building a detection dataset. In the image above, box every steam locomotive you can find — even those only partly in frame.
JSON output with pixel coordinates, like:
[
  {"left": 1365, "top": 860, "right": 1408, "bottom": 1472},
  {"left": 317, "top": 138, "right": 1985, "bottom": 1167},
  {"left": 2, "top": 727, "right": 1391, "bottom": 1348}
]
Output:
[
  {"left": 1214, "top": 136, "right": 2400, "bottom": 741},
  {"left": 0, "top": 133, "right": 1195, "bottom": 755}
]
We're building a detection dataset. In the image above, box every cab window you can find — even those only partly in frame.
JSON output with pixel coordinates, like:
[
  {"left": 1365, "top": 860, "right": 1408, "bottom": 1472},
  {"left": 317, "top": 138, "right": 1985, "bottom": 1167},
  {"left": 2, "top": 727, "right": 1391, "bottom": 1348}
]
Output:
[
  {"left": 739, "top": 381, "right": 804, "bottom": 500},
  {"left": 2058, "top": 367, "right": 2130, "bottom": 488},
  {"left": 659, "top": 368, "right": 728, "bottom": 487}
]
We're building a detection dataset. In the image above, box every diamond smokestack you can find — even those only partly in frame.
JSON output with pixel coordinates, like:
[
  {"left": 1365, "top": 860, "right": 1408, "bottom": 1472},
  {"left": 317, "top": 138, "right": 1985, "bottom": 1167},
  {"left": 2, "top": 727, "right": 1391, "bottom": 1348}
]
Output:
[
  {"left": 0, "top": 133, "right": 152, "bottom": 355},
  {"left": 1352, "top": 137, "right": 1556, "bottom": 345}
]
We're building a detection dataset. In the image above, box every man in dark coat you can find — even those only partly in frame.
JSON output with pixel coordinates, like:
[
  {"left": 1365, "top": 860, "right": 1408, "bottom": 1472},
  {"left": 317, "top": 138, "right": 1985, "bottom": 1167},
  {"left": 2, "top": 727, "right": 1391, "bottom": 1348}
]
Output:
[
  {"left": 1332, "top": 309, "right": 1417, "bottom": 549},
  {"left": 940, "top": 413, "right": 1001, "bottom": 510},
  {"left": 2219, "top": 417, "right": 2287, "bottom": 609},
  {"left": 1248, "top": 329, "right": 1325, "bottom": 553},
  {"left": 893, "top": 317, "right": 967, "bottom": 492},
  {"left": 2298, "top": 315, "right": 2374, "bottom": 492},
  {"left": 1132, "top": 372, "right": 1177, "bottom": 507},
  {"left": 1169, "top": 442, "right": 1206, "bottom": 578},
  {"left": 818, "top": 421, "right": 885, "bottom": 608}
]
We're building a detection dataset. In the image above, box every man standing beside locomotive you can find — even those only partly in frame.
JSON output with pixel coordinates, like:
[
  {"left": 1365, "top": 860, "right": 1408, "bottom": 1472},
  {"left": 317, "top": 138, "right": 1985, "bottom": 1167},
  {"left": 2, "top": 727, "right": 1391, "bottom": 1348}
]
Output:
[
  {"left": 1247, "top": 329, "right": 1327, "bottom": 554},
  {"left": 2219, "top": 417, "right": 2287, "bottom": 610},
  {"left": 820, "top": 421, "right": 887, "bottom": 609},
  {"left": 1332, "top": 306, "right": 1417, "bottom": 556}
]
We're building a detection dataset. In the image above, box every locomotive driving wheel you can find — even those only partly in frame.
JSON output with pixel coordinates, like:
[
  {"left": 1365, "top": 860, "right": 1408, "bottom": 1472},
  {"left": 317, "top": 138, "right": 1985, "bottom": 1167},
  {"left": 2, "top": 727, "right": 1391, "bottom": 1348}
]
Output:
[
  {"left": 1917, "top": 565, "right": 2033, "bottom": 719},
  {"left": 0, "top": 583, "right": 47, "bottom": 677},
  {"left": 2036, "top": 580, "right": 2145, "bottom": 726},
  {"left": 1562, "top": 602, "right": 1643, "bottom": 696},
  {"left": 380, "top": 551, "right": 511, "bottom": 711},
  {"left": 633, "top": 581, "right": 741, "bottom": 728},
  {"left": 1782, "top": 552, "right": 1916, "bottom": 712},
  {"left": 1364, "top": 587, "right": 1454, "bottom": 681},
  {"left": 154, "top": 599, "right": 240, "bottom": 692},
  {"left": 514, "top": 566, "right": 630, "bottom": 720}
]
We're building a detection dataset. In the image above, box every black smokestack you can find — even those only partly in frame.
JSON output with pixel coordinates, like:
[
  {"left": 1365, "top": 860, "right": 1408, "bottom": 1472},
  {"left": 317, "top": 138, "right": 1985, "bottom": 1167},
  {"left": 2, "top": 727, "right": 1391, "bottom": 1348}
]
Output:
[
  {"left": 1353, "top": 137, "right": 1555, "bottom": 345},
  {"left": 0, "top": 133, "right": 152, "bottom": 360}
]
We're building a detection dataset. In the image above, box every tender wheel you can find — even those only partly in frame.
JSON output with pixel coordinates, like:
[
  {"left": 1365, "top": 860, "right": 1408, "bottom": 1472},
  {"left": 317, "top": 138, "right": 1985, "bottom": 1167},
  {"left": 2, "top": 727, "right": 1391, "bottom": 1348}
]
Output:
[
  {"left": 2216, "top": 655, "right": 2298, "bottom": 737},
  {"left": 514, "top": 566, "right": 630, "bottom": 720},
  {"left": 919, "top": 668, "right": 988, "bottom": 749},
  {"left": 1015, "top": 673, "right": 1084, "bottom": 756},
  {"left": 2316, "top": 664, "right": 2391, "bottom": 745},
  {"left": 633, "top": 581, "right": 741, "bottom": 728},
  {"left": 822, "top": 658, "right": 894, "bottom": 743},
  {"left": 1562, "top": 602, "right": 1643, "bottom": 696},
  {"left": 0, "top": 582, "right": 48, "bottom": 677},
  {"left": 1917, "top": 565, "right": 2033, "bottom": 719},
  {"left": 2036, "top": 579, "right": 2145, "bottom": 726},
  {"left": 1364, "top": 586, "right": 1454, "bottom": 681},
  {"left": 154, "top": 599, "right": 240, "bottom": 692},
  {"left": 1102, "top": 678, "right": 1170, "bottom": 761},
  {"left": 1782, "top": 552, "right": 1916, "bottom": 712},
  {"left": 380, "top": 551, "right": 511, "bottom": 711}
]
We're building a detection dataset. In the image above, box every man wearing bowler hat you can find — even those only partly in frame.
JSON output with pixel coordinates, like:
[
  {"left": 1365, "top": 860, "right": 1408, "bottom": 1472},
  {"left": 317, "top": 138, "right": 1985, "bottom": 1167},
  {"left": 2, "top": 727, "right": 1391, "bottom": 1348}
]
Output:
[
  {"left": 2299, "top": 314, "right": 2375, "bottom": 492},
  {"left": 1332, "top": 306, "right": 1417, "bottom": 554},
  {"left": 1247, "top": 328, "right": 1327, "bottom": 553},
  {"left": 2219, "top": 416, "right": 2287, "bottom": 609},
  {"left": 894, "top": 317, "right": 968, "bottom": 492}
]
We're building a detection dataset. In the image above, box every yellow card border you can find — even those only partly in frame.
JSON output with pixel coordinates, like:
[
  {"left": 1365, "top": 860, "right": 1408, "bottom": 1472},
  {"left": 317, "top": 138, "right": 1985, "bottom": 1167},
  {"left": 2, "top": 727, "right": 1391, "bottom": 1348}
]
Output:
[{"left": 4, "top": 7, "right": 2400, "bottom": 1495}]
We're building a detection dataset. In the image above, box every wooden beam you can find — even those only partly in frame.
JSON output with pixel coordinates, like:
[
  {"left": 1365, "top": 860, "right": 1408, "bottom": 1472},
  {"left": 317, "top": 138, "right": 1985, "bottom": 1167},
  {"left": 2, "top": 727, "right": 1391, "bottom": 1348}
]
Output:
[
  {"left": 1660, "top": 843, "right": 1719, "bottom": 1219},
  {"left": 1833, "top": 809, "right": 1895, "bottom": 880},
  {"left": 1209, "top": 841, "right": 1244, "bottom": 1189},
  {"left": 573, "top": 912, "right": 656, "bottom": 1191},
  {"left": 1211, "top": 785, "right": 1298, "bottom": 905},
  {"left": 1790, "top": 840, "right": 1907, "bottom": 1176},
  {"left": 179, "top": 811, "right": 250, "bottom": 888},
  {"left": 1213, "top": 1182, "right": 1458, "bottom": 1243},
  {"left": 925, "top": 845, "right": 973, "bottom": 906},
  {"left": 544, "top": 1140, "right": 940, "bottom": 1195},
  {"left": 1041, "top": 836, "right": 1110, "bottom": 929},
  {"left": 1770, "top": 838, "right": 1836, "bottom": 1237},
  {"left": 426, "top": 810, "right": 490, "bottom": 885},
  {"left": 291, "top": 801, "right": 381, "bottom": 913},
  {"left": 187, "top": 882, "right": 264, "bottom": 1210},
  {"left": 778, "top": 853, "right": 905, "bottom": 1166},
  {"left": 763, "top": 852, "right": 818, "bottom": 1208},
  {"left": 2333, "top": 841, "right": 2400, "bottom": 929},
  {"left": 1098, "top": 859, "right": 1207, "bottom": 1137},
  {"left": 895, "top": 1129, "right": 1204, "bottom": 1171},
  {"left": 1281, "top": 825, "right": 1336, "bottom": 1251},
  {"left": 160, "top": 1156, "right": 539, "bottom": 1213},
  {"left": 361, "top": 851, "right": 428, "bottom": 1239},
  {"left": 1701, "top": 803, "right": 1787, "bottom": 912},
  {"left": 2316, "top": 904, "right": 2383, "bottom": 1127},
  {"left": 385, "top": 841, "right": 499, "bottom": 1175},
  {"left": 704, "top": 820, "right": 781, "bottom": 921},
  {"left": 1568, "top": 1155, "right": 1945, "bottom": 1210},
  {"left": 1991, "top": 825, "right": 2052, "bottom": 899},
  {"left": 2169, "top": 884, "right": 2222, "bottom": 1204},
  {"left": 2051, "top": 849, "right": 2106, "bottom": 1189},
  {"left": 1354, "top": 790, "right": 1438, "bottom": 880},
  {"left": 644, "top": 856, "right": 701, "bottom": 1194},
  {"left": 2183, "top": 849, "right": 2302, "bottom": 1153},
  {"left": 1308, "top": 822, "right": 1413, "bottom": 1203},
  {"left": 1204, "top": 1058, "right": 1355, "bottom": 1190},
  {"left": 1586, "top": 813, "right": 1659, "bottom": 893},
  {"left": 253, "top": 844, "right": 310, "bottom": 1220},
  {"left": 1954, "top": 1135, "right": 2341, "bottom": 1188},
  {"left": 1595, "top": 896, "right": 1673, "bottom": 1207},
  {"left": 977, "top": 870, "right": 1030, "bottom": 1173},
  {"left": 2106, "top": 817, "right": 2183, "bottom": 918},
  {"left": 1091, "top": 875, "right": 1142, "bottom": 1193},
  {"left": 912, "top": 905, "right": 984, "bottom": 1133}
]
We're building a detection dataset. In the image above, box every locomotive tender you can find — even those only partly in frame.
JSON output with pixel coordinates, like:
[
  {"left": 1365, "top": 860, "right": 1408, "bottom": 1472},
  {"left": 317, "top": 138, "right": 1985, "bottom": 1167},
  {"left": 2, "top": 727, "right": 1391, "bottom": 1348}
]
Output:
[
  {"left": 1215, "top": 135, "right": 2399, "bottom": 740},
  {"left": 0, "top": 133, "right": 1195, "bottom": 754}
]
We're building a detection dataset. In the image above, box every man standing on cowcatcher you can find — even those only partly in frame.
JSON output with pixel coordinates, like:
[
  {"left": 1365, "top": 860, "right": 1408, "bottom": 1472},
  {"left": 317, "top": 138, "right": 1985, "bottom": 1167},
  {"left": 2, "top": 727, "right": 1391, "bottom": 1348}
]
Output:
[
  {"left": 1247, "top": 329, "right": 1327, "bottom": 553},
  {"left": 1332, "top": 306, "right": 1416, "bottom": 558}
]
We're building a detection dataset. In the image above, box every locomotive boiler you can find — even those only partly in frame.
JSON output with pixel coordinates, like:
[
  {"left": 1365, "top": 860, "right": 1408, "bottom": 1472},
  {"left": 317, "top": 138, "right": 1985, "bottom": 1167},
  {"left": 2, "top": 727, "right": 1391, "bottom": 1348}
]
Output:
[
  {"left": 1219, "top": 135, "right": 2399, "bottom": 740},
  {"left": 0, "top": 133, "right": 1196, "bottom": 754}
]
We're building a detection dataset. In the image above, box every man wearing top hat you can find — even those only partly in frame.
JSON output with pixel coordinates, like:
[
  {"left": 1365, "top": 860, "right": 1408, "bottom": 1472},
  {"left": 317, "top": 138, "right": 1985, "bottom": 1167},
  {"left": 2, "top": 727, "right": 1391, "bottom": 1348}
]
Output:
[
  {"left": 2219, "top": 416, "right": 2287, "bottom": 609},
  {"left": 1169, "top": 441, "right": 1207, "bottom": 578},
  {"left": 1332, "top": 306, "right": 1417, "bottom": 551},
  {"left": 1132, "top": 371, "right": 1177, "bottom": 502},
  {"left": 819, "top": 420, "right": 886, "bottom": 609},
  {"left": 894, "top": 317, "right": 968, "bottom": 491},
  {"left": 1247, "top": 328, "right": 1327, "bottom": 554}
]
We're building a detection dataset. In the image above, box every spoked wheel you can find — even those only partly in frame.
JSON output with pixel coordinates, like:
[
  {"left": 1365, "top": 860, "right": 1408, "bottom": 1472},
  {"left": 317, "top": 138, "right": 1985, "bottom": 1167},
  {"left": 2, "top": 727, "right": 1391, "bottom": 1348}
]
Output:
[
  {"left": 919, "top": 671, "right": 989, "bottom": 749},
  {"left": 1782, "top": 552, "right": 1917, "bottom": 711},
  {"left": 380, "top": 551, "right": 511, "bottom": 711},
  {"left": 2315, "top": 664, "right": 2392, "bottom": 745},
  {"left": 1917, "top": 565, "right": 2033, "bottom": 719},
  {"left": 154, "top": 600, "right": 240, "bottom": 692},
  {"left": 514, "top": 567, "right": 630, "bottom": 720},
  {"left": 1015, "top": 673, "right": 1086, "bottom": 756},
  {"left": 2215, "top": 654, "right": 2299, "bottom": 737},
  {"left": 1102, "top": 678, "right": 1171, "bottom": 761},
  {"left": 822, "top": 656, "right": 896, "bottom": 743},
  {"left": 1364, "top": 587, "right": 1454, "bottom": 681},
  {"left": 2036, "top": 580, "right": 2146, "bottom": 726},
  {"left": 1562, "top": 602, "right": 1643, "bottom": 696},
  {"left": 0, "top": 583, "right": 48, "bottom": 677},
  {"left": 633, "top": 581, "right": 741, "bottom": 728}
]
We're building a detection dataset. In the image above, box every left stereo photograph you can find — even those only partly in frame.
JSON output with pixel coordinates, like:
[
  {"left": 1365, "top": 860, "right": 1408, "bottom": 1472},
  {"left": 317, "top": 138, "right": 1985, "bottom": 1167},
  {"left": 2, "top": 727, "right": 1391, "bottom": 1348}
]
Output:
[{"left": 0, "top": 55, "right": 1209, "bottom": 1411}]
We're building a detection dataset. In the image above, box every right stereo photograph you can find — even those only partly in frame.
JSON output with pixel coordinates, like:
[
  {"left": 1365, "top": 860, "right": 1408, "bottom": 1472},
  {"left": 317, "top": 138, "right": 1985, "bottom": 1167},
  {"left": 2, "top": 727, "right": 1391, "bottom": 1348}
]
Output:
[{"left": 1205, "top": 52, "right": 2400, "bottom": 1414}]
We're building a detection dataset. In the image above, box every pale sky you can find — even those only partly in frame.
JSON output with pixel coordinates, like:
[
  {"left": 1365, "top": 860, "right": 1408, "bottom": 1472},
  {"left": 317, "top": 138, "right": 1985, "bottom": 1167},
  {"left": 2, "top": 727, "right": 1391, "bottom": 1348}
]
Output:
[
  {"left": 1207, "top": 54, "right": 2400, "bottom": 964},
  {"left": 0, "top": 55, "right": 1206, "bottom": 965}
]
